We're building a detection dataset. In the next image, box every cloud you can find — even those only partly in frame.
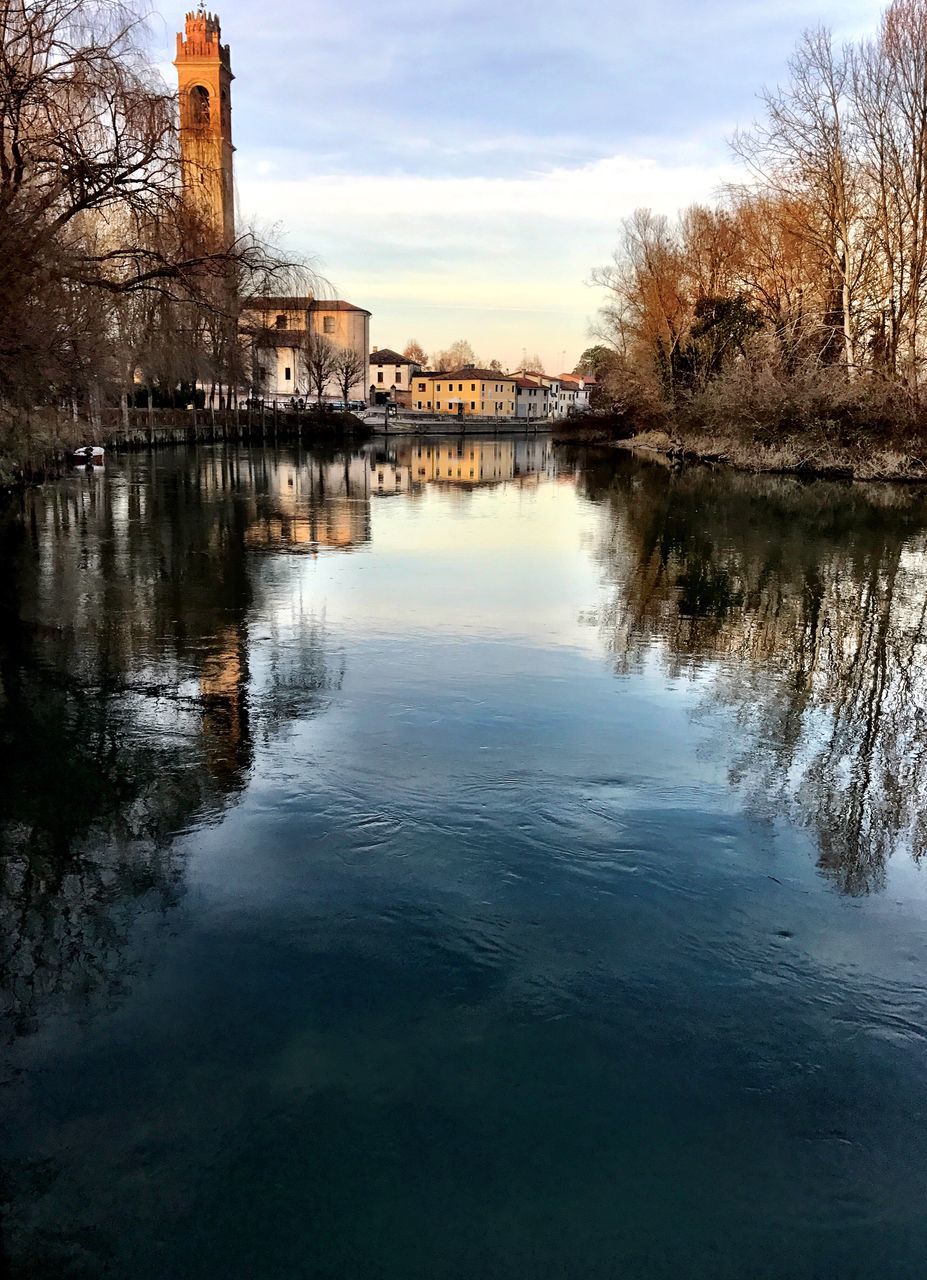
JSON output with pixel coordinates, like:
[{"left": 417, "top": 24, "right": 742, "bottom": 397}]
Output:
[
  {"left": 235, "top": 146, "right": 737, "bottom": 369},
  {"left": 154, "top": 0, "right": 886, "bottom": 367}
]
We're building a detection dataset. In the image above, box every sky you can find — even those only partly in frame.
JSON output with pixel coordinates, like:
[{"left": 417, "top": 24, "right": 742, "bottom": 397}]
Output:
[{"left": 152, "top": 0, "right": 882, "bottom": 373}]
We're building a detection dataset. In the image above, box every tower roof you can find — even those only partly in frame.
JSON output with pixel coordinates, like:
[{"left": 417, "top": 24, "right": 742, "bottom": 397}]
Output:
[{"left": 175, "top": 9, "right": 231, "bottom": 68}]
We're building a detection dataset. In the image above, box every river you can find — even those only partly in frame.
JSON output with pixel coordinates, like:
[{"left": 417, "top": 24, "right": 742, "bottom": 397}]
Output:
[{"left": 1, "top": 438, "right": 926, "bottom": 1278}]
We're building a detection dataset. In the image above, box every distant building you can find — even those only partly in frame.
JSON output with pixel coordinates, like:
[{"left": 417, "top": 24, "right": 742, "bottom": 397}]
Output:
[
  {"left": 514, "top": 377, "right": 551, "bottom": 420},
  {"left": 558, "top": 374, "right": 591, "bottom": 412},
  {"left": 512, "top": 369, "right": 586, "bottom": 417},
  {"left": 411, "top": 368, "right": 516, "bottom": 418},
  {"left": 241, "top": 297, "right": 371, "bottom": 401},
  {"left": 369, "top": 348, "right": 422, "bottom": 407}
]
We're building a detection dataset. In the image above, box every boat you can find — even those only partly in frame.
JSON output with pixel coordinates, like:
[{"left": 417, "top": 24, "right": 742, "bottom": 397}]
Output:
[{"left": 73, "top": 445, "right": 105, "bottom": 464}]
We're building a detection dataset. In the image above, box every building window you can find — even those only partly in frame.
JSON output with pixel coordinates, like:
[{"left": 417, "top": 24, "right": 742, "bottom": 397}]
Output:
[
  {"left": 417, "top": 401, "right": 422, "bottom": 410},
  {"left": 284, "top": 367, "right": 291, "bottom": 381},
  {"left": 275, "top": 314, "right": 287, "bottom": 329},
  {"left": 471, "top": 383, "right": 476, "bottom": 391},
  {"left": 323, "top": 316, "right": 335, "bottom": 334},
  {"left": 470, "top": 402, "right": 475, "bottom": 410},
  {"left": 377, "top": 371, "right": 383, "bottom": 383},
  {"left": 436, "top": 402, "right": 441, "bottom": 410},
  {"left": 395, "top": 369, "right": 402, "bottom": 381},
  {"left": 418, "top": 383, "right": 426, "bottom": 392}
]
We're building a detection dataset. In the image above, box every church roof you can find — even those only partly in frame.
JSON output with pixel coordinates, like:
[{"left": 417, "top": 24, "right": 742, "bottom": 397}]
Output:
[{"left": 243, "top": 296, "right": 371, "bottom": 316}]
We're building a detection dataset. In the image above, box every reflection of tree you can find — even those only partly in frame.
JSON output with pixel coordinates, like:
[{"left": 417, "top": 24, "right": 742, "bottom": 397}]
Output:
[
  {"left": 0, "top": 448, "right": 342, "bottom": 1043},
  {"left": 585, "top": 456, "right": 927, "bottom": 894}
]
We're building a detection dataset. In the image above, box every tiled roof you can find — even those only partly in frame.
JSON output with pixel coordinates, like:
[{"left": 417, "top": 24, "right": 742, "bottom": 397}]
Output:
[
  {"left": 242, "top": 296, "right": 371, "bottom": 316},
  {"left": 515, "top": 378, "right": 548, "bottom": 390},
  {"left": 369, "top": 348, "right": 411, "bottom": 364},
  {"left": 312, "top": 300, "right": 372, "bottom": 315},
  {"left": 432, "top": 367, "right": 516, "bottom": 382}
]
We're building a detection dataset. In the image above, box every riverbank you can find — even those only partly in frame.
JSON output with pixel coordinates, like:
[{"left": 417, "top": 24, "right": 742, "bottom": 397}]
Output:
[
  {"left": 612, "top": 427, "right": 927, "bottom": 482},
  {"left": 552, "top": 414, "right": 927, "bottom": 482},
  {"left": 0, "top": 405, "right": 373, "bottom": 488}
]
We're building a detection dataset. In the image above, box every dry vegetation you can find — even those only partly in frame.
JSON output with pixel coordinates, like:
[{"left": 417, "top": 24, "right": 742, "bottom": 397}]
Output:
[{"left": 590, "top": 0, "right": 927, "bottom": 479}]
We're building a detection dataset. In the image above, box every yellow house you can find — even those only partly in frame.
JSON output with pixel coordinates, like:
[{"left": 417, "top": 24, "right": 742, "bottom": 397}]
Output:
[{"left": 411, "top": 367, "right": 516, "bottom": 418}]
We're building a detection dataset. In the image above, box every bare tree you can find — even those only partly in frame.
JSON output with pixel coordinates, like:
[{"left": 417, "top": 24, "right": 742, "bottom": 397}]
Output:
[
  {"left": 303, "top": 333, "right": 337, "bottom": 403},
  {"left": 0, "top": 0, "right": 302, "bottom": 423},
  {"left": 332, "top": 345, "right": 367, "bottom": 406},
  {"left": 403, "top": 339, "right": 427, "bottom": 365},
  {"left": 734, "top": 28, "right": 869, "bottom": 375},
  {"left": 433, "top": 339, "right": 476, "bottom": 371}
]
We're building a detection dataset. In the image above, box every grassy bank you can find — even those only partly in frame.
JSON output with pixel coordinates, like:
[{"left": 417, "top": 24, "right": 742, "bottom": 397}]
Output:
[{"left": 607, "top": 427, "right": 927, "bottom": 482}]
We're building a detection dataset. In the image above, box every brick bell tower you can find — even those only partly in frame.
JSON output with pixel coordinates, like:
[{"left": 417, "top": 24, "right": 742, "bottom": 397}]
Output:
[{"left": 174, "top": 7, "right": 235, "bottom": 247}]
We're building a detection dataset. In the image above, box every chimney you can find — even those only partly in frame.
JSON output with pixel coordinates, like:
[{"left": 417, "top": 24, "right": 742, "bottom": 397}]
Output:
[{"left": 372, "top": 345, "right": 378, "bottom": 353}]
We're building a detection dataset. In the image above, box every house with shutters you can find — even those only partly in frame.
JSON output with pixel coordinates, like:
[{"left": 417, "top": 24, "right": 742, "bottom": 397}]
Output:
[
  {"left": 410, "top": 368, "right": 517, "bottom": 418},
  {"left": 368, "top": 348, "right": 422, "bottom": 406}
]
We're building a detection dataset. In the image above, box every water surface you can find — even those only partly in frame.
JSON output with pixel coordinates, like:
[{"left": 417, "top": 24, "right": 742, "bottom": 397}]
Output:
[{"left": 2, "top": 439, "right": 927, "bottom": 1278}]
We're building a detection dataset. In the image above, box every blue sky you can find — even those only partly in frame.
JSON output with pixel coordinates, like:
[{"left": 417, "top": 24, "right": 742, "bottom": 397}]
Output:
[{"left": 152, "top": 0, "right": 881, "bottom": 371}]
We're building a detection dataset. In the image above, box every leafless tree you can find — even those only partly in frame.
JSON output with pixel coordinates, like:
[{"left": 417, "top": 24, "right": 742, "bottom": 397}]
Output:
[
  {"left": 332, "top": 345, "right": 366, "bottom": 405},
  {"left": 303, "top": 333, "right": 337, "bottom": 403},
  {"left": 433, "top": 339, "right": 476, "bottom": 371},
  {"left": 403, "top": 339, "right": 427, "bottom": 365}
]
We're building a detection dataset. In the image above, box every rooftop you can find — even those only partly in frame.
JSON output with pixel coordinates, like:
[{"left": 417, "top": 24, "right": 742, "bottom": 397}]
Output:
[
  {"left": 370, "top": 348, "right": 414, "bottom": 365},
  {"left": 429, "top": 367, "right": 516, "bottom": 382},
  {"left": 243, "top": 297, "right": 372, "bottom": 316}
]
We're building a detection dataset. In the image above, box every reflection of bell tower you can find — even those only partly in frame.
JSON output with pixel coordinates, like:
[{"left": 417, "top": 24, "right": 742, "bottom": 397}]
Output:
[{"left": 174, "top": 7, "right": 235, "bottom": 247}]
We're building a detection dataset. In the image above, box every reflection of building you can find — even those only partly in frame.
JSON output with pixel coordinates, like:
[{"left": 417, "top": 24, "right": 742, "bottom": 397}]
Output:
[
  {"left": 241, "top": 297, "right": 371, "bottom": 401},
  {"left": 200, "top": 623, "right": 250, "bottom": 785},
  {"left": 514, "top": 437, "right": 552, "bottom": 479},
  {"left": 396, "top": 440, "right": 516, "bottom": 486},
  {"left": 370, "top": 455, "right": 414, "bottom": 495},
  {"left": 244, "top": 457, "right": 371, "bottom": 551},
  {"left": 411, "top": 369, "right": 517, "bottom": 418}
]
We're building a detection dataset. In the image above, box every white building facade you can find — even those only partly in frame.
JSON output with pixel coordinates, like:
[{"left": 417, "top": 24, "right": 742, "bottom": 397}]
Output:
[
  {"left": 514, "top": 378, "right": 551, "bottom": 419},
  {"left": 241, "top": 297, "right": 371, "bottom": 401},
  {"left": 368, "top": 348, "right": 422, "bottom": 405}
]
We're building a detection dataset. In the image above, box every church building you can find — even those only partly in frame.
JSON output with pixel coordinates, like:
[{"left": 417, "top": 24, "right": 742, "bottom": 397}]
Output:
[{"left": 175, "top": 8, "right": 371, "bottom": 402}]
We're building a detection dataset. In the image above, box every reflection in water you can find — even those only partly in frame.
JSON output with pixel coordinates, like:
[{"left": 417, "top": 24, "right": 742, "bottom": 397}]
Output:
[
  {"left": 244, "top": 454, "right": 371, "bottom": 551},
  {"left": 4, "top": 442, "right": 927, "bottom": 1278},
  {"left": 584, "top": 457, "right": 927, "bottom": 894},
  {"left": 0, "top": 450, "right": 345, "bottom": 1044},
  {"left": 371, "top": 436, "right": 554, "bottom": 492}
]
